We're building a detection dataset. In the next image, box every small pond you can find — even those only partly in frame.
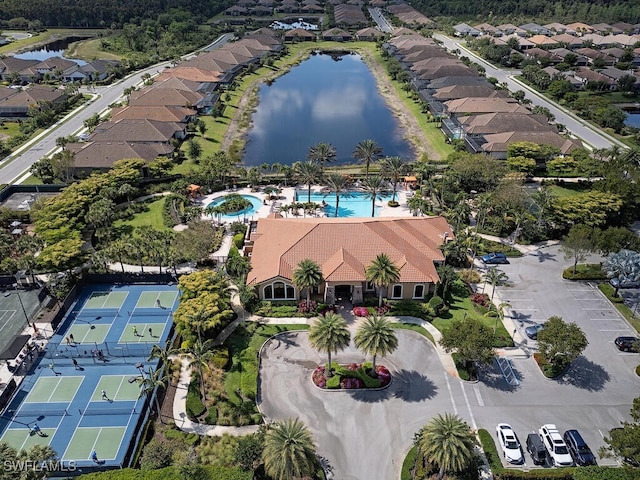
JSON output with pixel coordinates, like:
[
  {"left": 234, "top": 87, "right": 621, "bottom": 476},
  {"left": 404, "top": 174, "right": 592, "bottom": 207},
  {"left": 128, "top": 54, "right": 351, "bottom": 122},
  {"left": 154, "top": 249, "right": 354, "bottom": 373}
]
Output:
[
  {"left": 14, "top": 37, "right": 87, "bottom": 65},
  {"left": 242, "top": 51, "right": 414, "bottom": 167}
]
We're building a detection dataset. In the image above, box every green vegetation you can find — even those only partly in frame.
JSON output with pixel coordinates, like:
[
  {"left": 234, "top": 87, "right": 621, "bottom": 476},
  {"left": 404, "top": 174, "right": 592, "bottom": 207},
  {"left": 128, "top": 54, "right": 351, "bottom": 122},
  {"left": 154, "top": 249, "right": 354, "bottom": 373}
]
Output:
[
  {"left": 599, "top": 283, "right": 640, "bottom": 334},
  {"left": 79, "top": 465, "right": 252, "bottom": 479},
  {"left": 562, "top": 264, "right": 607, "bottom": 280},
  {"left": 114, "top": 198, "right": 169, "bottom": 231}
]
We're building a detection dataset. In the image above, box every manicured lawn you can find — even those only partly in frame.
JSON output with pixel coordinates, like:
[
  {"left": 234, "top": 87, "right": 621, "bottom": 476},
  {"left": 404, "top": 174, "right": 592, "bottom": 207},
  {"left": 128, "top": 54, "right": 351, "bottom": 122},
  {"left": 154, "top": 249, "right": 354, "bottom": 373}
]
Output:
[
  {"left": 391, "top": 322, "right": 435, "bottom": 345},
  {"left": 547, "top": 184, "right": 591, "bottom": 198},
  {"left": 0, "top": 29, "right": 103, "bottom": 55},
  {"left": 114, "top": 198, "right": 170, "bottom": 231},
  {"left": 65, "top": 37, "right": 122, "bottom": 61}
]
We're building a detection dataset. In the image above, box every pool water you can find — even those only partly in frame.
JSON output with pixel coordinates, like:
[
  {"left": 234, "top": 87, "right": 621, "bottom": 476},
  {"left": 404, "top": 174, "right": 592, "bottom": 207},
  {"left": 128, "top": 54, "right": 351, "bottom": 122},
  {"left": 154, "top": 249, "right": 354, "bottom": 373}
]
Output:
[
  {"left": 206, "top": 194, "right": 263, "bottom": 221},
  {"left": 296, "top": 191, "right": 392, "bottom": 217}
]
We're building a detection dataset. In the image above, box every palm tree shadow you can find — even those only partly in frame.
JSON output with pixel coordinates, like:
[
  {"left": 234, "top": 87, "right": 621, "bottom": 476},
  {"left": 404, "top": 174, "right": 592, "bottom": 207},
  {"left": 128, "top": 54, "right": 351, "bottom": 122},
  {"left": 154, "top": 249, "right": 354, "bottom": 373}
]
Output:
[
  {"left": 391, "top": 369, "right": 438, "bottom": 402},
  {"left": 555, "top": 356, "right": 610, "bottom": 391},
  {"left": 349, "top": 385, "right": 392, "bottom": 402}
]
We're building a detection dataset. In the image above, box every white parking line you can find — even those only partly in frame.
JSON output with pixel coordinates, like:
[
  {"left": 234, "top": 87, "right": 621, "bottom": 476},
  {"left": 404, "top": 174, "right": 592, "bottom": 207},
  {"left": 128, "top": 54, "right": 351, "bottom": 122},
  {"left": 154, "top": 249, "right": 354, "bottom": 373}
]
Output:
[
  {"left": 582, "top": 307, "right": 617, "bottom": 311},
  {"left": 599, "top": 329, "right": 631, "bottom": 332},
  {"left": 589, "top": 318, "right": 623, "bottom": 321},
  {"left": 473, "top": 385, "right": 484, "bottom": 407},
  {"left": 575, "top": 298, "right": 608, "bottom": 301}
]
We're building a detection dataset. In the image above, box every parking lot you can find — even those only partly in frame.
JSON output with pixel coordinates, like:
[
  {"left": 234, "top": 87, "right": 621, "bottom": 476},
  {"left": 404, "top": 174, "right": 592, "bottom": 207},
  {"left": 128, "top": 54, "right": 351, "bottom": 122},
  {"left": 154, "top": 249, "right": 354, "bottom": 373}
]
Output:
[{"left": 481, "top": 244, "right": 639, "bottom": 467}]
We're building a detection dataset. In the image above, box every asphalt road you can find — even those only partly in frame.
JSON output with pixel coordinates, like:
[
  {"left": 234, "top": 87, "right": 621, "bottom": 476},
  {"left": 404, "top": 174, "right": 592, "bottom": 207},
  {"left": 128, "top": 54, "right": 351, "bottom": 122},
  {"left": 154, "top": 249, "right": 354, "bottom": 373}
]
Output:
[
  {"left": 259, "top": 244, "right": 639, "bottom": 478},
  {"left": 368, "top": 8, "right": 393, "bottom": 33},
  {"left": 433, "top": 34, "right": 627, "bottom": 151}
]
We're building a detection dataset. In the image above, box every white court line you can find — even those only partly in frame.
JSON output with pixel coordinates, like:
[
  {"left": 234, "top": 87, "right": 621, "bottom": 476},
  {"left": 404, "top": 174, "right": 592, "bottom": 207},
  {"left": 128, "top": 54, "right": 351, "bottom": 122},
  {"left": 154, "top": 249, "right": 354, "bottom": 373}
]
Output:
[
  {"left": 112, "top": 376, "right": 127, "bottom": 400},
  {"left": 0, "top": 310, "right": 17, "bottom": 333},
  {"left": 46, "top": 377, "right": 65, "bottom": 403}
]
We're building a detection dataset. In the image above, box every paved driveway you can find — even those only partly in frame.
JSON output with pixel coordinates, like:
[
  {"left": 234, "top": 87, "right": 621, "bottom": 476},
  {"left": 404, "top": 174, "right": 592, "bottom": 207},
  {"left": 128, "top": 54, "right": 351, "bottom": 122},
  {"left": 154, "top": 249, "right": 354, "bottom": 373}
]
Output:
[{"left": 259, "top": 330, "right": 472, "bottom": 480}]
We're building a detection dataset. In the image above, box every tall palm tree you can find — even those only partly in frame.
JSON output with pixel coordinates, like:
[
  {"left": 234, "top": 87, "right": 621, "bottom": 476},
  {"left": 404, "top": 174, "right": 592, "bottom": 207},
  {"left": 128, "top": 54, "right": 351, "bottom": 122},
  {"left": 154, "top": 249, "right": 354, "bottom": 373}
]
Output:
[
  {"left": 354, "top": 314, "right": 398, "bottom": 373},
  {"left": 484, "top": 267, "right": 509, "bottom": 301},
  {"left": 380, "top": 156, "right": 407, "bottom": 202},
  {"left": 262, "top": 418, "right": 318, "bottom": 480},
  {"left": 292, "top": 259, "right": 323, "bottom": 303},
  {"left": 353, "top": 139, "right": 382, "bottom": 178},
  {"left": 307, "top": 142, "right": 336, "bottom": 170},
  {"left": 323, "top": 173, "right": 350, "bottom": 217},
  {"left": 309, "top": 312, "right": 351, "bottom": 377},
  {"left": 137, "top": 366, "right": 170, "bottom": 423},
  {"left": 180, "top": 338, "right": 215, "bottom": 401},
  {"left": 418, "top": 413, "right": 477, "bottom": 480},
  {"left": 361, "top": 175, "right": 386, "bottom": 218},
  {"left": 293, "top": 161, "right": 322, "bottom": 203},
  {"left": 365, "top": 253, "right": 400, "bottom": 307}
]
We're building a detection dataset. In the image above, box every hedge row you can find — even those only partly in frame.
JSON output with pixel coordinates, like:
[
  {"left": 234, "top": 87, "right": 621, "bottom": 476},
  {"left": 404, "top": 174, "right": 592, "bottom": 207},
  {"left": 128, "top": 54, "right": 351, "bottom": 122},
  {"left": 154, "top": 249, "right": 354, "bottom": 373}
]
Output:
[{"left": 79, "top": 465, "right": 251, "bottom": 480}]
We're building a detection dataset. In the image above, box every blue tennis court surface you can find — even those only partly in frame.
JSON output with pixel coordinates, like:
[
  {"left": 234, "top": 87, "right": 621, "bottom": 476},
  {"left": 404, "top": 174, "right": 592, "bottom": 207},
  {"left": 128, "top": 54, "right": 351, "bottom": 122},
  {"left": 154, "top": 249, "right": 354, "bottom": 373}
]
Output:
[{"left": 0, "top": 283, "right": 178, "bottom": 470}]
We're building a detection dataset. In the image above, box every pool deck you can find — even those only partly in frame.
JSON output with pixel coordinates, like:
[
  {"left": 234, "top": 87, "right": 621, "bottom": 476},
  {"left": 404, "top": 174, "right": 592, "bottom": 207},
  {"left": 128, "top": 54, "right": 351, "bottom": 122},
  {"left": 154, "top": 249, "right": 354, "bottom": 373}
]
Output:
[{"left": 200, "top": 186, "right": 413, "bottom": 222}]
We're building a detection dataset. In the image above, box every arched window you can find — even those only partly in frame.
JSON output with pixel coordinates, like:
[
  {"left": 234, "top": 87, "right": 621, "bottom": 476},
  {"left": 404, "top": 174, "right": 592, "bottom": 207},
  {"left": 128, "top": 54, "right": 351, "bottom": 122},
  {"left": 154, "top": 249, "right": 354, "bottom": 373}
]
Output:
[{"left": 263, "top": 281, "right": 296, "bottom": 300}]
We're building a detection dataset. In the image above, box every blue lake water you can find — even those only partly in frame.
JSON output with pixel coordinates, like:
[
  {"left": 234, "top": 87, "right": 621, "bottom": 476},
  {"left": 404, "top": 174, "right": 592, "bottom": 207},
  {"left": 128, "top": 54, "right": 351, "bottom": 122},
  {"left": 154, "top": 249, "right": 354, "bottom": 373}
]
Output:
[
  {"left": 14, "top": 48, "right": 86, "bottom": 66},
  {"left": 295, "top": 190, "right": 392, "bottom": 217},
  {"left": 625, "top": 112, "right": 640, "bottom": 128},
  {"left": 243, "top": 52, "right": 413, "bottom": 167}
]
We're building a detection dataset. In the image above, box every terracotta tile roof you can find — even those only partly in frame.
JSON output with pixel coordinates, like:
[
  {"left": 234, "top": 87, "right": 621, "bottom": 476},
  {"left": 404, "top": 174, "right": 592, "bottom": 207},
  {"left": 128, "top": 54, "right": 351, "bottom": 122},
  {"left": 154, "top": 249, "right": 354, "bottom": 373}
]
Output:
[
  {"left": 128, "top": 87, "right": 203, "bottom": 107},
  {"left": 89, "top": 119, "right": 184, "bottom": 143},
  {"left": 67, "top": 141, "right": 173, "bottom": 169},
  {"left": 111, "top": 105, "right": 196, "bottom": 123},
  {"left": 458, "top": 112, "right": 550, "bottom": 134},
  {"left": 445, "top": 97, "right": 530, "bottom": 114},
  {"left": 481, "top": 131, "right": 583, "bottom": 154},
  {"left": 247, "top": 217, "right": 453, "bottom": 286},
  {"left": 156, "top": 67, "right": 222, "bottom": 82}
]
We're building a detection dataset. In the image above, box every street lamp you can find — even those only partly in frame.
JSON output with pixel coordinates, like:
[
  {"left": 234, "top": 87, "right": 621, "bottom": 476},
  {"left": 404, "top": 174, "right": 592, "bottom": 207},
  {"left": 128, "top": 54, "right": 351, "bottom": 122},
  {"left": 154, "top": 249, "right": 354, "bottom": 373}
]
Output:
[{"left": 4, "top": 288, "right": 29, "bottom": 329}]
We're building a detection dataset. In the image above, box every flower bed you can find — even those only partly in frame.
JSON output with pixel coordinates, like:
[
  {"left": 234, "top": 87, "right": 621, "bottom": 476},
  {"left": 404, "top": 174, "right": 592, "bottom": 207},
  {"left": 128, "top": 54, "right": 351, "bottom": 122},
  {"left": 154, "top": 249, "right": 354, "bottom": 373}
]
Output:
[{"left": 312, "top": 362, "right": 392, "bottom": 390}]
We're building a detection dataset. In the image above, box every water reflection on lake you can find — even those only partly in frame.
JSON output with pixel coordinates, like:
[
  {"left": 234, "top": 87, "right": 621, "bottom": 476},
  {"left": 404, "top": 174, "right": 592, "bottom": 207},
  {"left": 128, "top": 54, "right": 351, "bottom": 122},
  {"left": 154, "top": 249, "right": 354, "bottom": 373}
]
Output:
[
  {"left": 242, "top": 52, "right": 413, "bottom": 166},
  {"left": 625, "top": 111, "right": 640, "bottom": 128}
]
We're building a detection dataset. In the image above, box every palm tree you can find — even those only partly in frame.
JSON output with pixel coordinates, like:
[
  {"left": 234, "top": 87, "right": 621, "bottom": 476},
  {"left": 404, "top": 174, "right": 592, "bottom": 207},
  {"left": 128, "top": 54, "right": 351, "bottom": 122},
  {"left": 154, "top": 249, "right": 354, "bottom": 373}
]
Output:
[
  {"left": 484, "top": 267, "right": 509, "bottom": 301},
  {"left": 418, "top": 413, "right": 477, "bottom": 480},
  {"left": 407, "top": 193, "right": 428, "bottom": 216},
  {"left": 262, "top": 418, "right": 318, "bottom": 480},
  {"left": 380, "top": 156, "right": 407, "bottom": 202},
  {"left": 293, "top": 161, "right": 322, "bottom": 203},
  {"left": 180, "top": 338, "right": 215, "bottom": 401},
  {"left": 361, "top": 175, "right": 386, "bottom": 218},
  {"left": 353, "top": 139, "right": 382, "bottom": 178},
  {"left": 137, "top": 366, "right": 170, "bottom": 423},
  {"left": 292, "top": 259, "right": 323, "bottom": 303},
  {"left": 309, "top": 312, "right": 351, "bottom": 377},
  {"left": 323, "top": 173, "right": 350, "bottom": 217},
  {"left": 354, "top": 314, "right": 398, "bottom": 373},
  {"left": 366, "top": 253, "right": 400, "bottom": 307},
  {"left": 307, "top": 142, "right": 336, "bottom": 170}
]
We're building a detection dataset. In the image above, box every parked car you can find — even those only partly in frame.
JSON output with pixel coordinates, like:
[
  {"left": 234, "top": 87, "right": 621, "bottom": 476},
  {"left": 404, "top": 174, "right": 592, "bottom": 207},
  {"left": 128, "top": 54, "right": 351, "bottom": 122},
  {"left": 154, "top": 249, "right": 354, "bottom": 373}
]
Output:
[
  {"left": 563, "top": 429, "right": 596, "bottom": 466},
  {"left": 496, "top": 424, "right": 524, "bottom": 464},
  {"left": 609, "top": 278, "right": 640, "bottom": 289},
  {"left": 482, "top": 252, "right": 509, "bottom": 264},
  {"left": 525, "top": 324, "right": 544, "bottom": 340},
  {"left": 614, "top": 336, "right": 640, "bottom": 352},
  {"left": 539, "top": 424, "right": 573, "bottom": 467},
  {"left": 526, "top": 433, "right": 547, "bottom": 466}
]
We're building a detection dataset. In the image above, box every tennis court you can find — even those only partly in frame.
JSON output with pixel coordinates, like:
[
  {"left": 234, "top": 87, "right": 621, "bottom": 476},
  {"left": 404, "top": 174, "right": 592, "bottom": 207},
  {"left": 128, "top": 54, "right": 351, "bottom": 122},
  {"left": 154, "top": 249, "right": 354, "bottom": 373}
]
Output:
[{"left": 0, "top": 283, "right": 179, "bottom": 469}]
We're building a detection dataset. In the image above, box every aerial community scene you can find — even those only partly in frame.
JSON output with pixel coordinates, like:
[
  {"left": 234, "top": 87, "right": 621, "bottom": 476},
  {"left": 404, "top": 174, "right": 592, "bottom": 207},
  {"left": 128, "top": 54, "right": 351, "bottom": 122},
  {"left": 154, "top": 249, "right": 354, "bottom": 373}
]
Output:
[{"left": 0, "top": 0, "right": 639, "bottom": 479}]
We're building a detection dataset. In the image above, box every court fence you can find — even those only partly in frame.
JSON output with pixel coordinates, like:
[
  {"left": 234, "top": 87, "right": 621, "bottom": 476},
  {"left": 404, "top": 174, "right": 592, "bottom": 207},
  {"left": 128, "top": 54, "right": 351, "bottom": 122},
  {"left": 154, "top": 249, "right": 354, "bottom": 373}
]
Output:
[{"left": 42, "top": 339, "right": 169, "bottom": 366}]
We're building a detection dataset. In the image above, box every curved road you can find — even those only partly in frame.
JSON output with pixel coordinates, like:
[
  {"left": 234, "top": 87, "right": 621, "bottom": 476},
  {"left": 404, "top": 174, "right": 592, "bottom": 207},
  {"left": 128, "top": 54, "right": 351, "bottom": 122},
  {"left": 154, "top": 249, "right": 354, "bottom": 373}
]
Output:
[
  {"left": 0, "top": 33, "right": 234, "bottom": 184},
  {"left": 434, "top": 34, "right": 626, "bottom": 151}
]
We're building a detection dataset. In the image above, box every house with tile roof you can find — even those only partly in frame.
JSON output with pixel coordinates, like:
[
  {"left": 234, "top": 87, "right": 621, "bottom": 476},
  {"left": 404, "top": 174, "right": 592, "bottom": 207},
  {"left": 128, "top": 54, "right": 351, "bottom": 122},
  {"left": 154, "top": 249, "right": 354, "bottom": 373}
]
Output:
[
  {"left": 110, "top": 105, "right": 197, "bottom": 124},
  {"left": 0, "top": 85, "right": 67, "bottom": 117},
  {"left": 246, "top": 216, "right": 453, "bottom": 304}
]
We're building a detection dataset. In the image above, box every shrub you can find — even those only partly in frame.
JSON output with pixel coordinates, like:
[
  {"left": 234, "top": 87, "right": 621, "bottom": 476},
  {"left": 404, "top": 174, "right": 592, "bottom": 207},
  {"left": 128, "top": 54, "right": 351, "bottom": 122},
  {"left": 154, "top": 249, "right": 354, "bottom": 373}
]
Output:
[
  {"left": 211, "top": 347, "right": 230, "bottom": 370},
  {"left": 204, "top": 407, "right": 218, "bottom": 425},
  {"left": 387, "top": 200, "right": 399, "bottom": 207},
  {"left": 428, "top": 295, "right": 445, "bottom": 315},
  {"left": 477, "top": 429, "right": 501, "bottom": 472},
  {"left": 471, "top": 292, "right": 490, "bottom": 308},
  {"left": 233, "top": 232, "right": 245, "bottom": 249},
  {"left": 353, "top": 306, "right": 370, "bottom": 317},
  {"left": 637, "top": 364, "right": 640, "bottom": 376},
  {"left": 460, "top": 268, "right": 482, "bottom": 284},
  {"left": 562, "top": 264, "right": 607, "bottom": 280},
  {"left": 390, "top": 301, "right": 430, "bottom": 319},
  {"left": 230, "top": 222, "right": 247, "bottom": 235},
  {"left": 185, "top": 381, "right": 206, "bottom": 419},
  {"left": 297, "top": 300, "right": 317, "bottom": 314}
]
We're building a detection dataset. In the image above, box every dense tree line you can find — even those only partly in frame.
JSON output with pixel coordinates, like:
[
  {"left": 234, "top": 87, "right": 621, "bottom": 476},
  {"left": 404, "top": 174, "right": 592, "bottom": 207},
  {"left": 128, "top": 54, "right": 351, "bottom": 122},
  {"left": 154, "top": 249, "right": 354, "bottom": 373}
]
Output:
[
  {"left": 0, "top": 0, "right": 232, "bottom": 28},
  {"left": 412, "top": 0, "right": 640, "bottom": 24}
]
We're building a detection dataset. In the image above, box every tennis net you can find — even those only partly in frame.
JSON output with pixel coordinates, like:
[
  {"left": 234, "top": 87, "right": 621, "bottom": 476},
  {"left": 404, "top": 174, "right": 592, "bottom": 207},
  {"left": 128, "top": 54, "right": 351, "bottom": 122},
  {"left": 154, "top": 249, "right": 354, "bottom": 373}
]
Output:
[
  {"left": 11, "top": 403, "right": 69, "bottom": 418},
  {"left": 81, "top": 404, "right": 137, "bottom": 416},
  {"left": 130, "top": 308, "right": 172, "bottom": 317},
  {"left": 73, "top": 308, "right": 121, "bottom": 319}
]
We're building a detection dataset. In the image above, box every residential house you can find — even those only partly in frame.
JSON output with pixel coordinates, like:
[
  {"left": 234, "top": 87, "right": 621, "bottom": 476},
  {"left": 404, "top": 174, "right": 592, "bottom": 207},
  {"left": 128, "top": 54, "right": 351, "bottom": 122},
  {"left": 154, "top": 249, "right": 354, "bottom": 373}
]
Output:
[
  {"left": 0, "top": 57, "right": 39, "bottom": 83},
  {"left": 528, "top": 35, "right": 559, "bottom": 49},
  {"left": 453, "top": 23, "right": 481, "bottom": 37},
  {"left": 590, "top": 23, "right": 621, "bottom": 35},
  {"left": 550, "top": 34, "right": 583, "bottom": 49},
  {"left": 356, "top": 27, "right": 386, "bottom": 41},
  {"left": 495, "top": 24, "right": 527, "bottom": 36},
  {"left": 110, "top": 105, "right": 197, "bottom": 124},
  {"left": 128, "top": 87, "right": 205, "bottom": 110},
  {"left": 334, "top": 4, "right": 367, "bottom": 26},
  {"left": 544, "top": 23, "right": 571, "bottom": 34},
  {"left": 63, "top": 59, "right": 119, "bottom": 83},
  {"left": 34, "top": 57, "right": 77, "bottom": 80},
  {"left": 432, "top": 85, "right": 506, "bottom": 100},
  {"left": 66, "top": 141, "right": 174, "bottom": 176},
  {"left": 479, "top": 131, "right": 583, "bottom": 158},
  {"left": 519, "top": 23, "right": 551, "bottom": 35},
  {"left": 245, "top": 216, "right": 453, "bottom": 304},
  {"left": 573, "top": 66, "right": 617, "bottom": 89},
  {"left": 322, "top": 28, "right": 353, "bottom": 42},
  {"left": 444, "top": 97, "right": 530, "bottom": 115},
  {"left": 88, "top": 118, "right": 187, "bottom": 143},
  {"left": 549, "top": 47, "right": 588, "bottom": 66},
  {"left": 565, "top": 22, "right": 593, "bottom": 34},
  {"left": 574, "top": 47, "right": 617, "bottom": 66},
  {"left": 284, "top": 28, "right": 316, "bottom": 42},
  {"left": 385, "top": 4, "right": 432, "bottom": 26},
  {"left": 474, "top": 23, "right": 503, "bottom": 36},
  {"left": 0, "top": 85, "right": 67, "bottom": 117}
]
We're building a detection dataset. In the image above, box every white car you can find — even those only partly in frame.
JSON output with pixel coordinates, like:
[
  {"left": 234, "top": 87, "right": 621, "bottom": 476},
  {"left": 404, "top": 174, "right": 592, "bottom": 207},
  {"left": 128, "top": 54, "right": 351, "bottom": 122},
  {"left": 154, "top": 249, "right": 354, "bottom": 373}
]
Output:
[
  {"left": 539, "top": 424, "right": 573, "bottom": 466},
  {"left": 496, "top": 423, "right": 524, "bottom": 464}
]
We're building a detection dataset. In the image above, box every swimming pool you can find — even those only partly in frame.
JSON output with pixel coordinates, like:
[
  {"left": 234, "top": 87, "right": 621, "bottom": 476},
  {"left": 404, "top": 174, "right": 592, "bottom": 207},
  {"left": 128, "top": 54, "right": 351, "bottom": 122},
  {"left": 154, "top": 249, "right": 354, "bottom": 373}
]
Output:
[
  {"left": 295, "top": 191, "right": 392, "bottom": 217},
  {"left": 206, "top": 194, "right": 263, "bottom": 221}
]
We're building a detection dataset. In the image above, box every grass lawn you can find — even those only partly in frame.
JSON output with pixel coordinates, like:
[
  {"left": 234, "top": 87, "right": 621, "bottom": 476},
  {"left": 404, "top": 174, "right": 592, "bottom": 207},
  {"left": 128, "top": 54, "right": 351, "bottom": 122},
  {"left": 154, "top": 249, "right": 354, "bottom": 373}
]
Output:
[
  {"left": 391, "top": 322, "right": 435, "bottom": 345},
  {"left": 224, "top": 323, "right": 309, "bottom": 403},
  {"left": 432, "top": 287, "right": 513, "bottom": 347},
  {"left": 547, "top": 184, "right": 591, "bottom": 198},
  {"left": 65, "top": 37, "right": 122, "bottom": 61},
  {"left": 0, "top": 29, "right": 103, "bottom": 56},
  {"left": 113, "top": 198, "right": 170, "bottom": 231}
]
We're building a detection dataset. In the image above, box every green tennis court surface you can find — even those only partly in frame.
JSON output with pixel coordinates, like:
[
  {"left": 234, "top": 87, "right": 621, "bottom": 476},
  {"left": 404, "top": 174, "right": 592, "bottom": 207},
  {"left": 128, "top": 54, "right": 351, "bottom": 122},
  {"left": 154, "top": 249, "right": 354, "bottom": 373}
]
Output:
[
  {"left": 66, "top": 324, "right": 110, "bottom": 344},
  {"left": 25, "top": 377, "right": 83, "bottom": 403},
  {"left": 119, "top": 323, "right": 166, "bottom": 343},
  {"left": 2, "top": 429, "right": 55, "bottom": 451},
  {"left": 64, "top": 427, "right": 126, "bottom": 461},
  {"left": 135, "top": 291, "right": 178, "bottom": 308},
  {"left": 92, "top": 376, "right": 141, "bottom": 401},
  {"left": 83, "top": 291, "right": 128, "bottom": 309}
]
